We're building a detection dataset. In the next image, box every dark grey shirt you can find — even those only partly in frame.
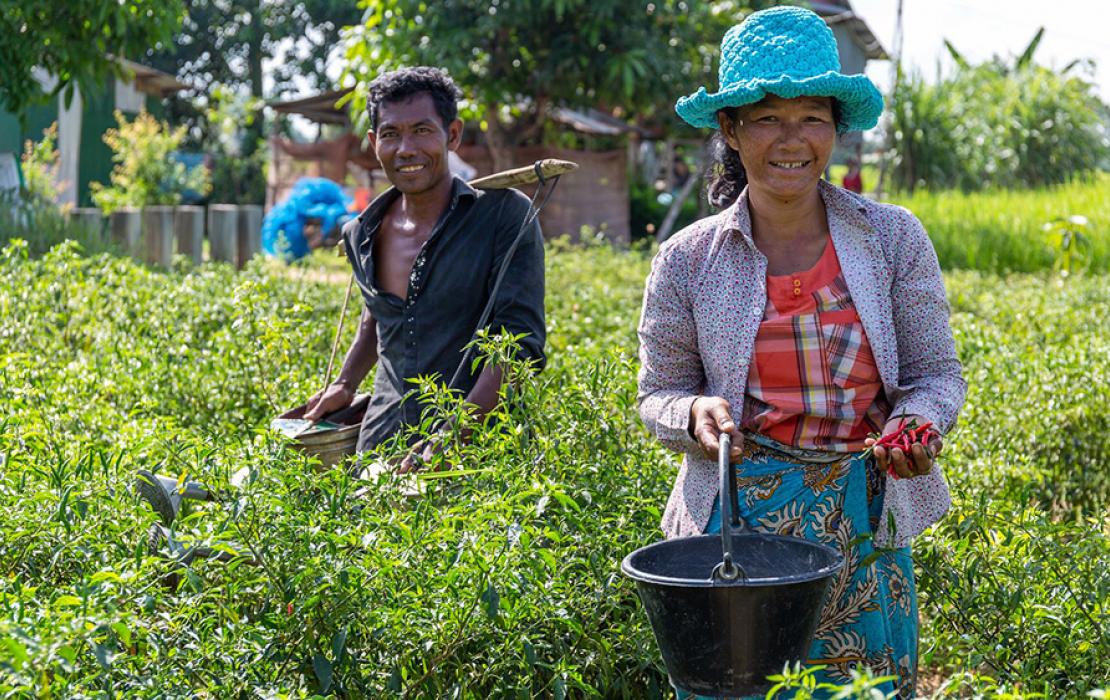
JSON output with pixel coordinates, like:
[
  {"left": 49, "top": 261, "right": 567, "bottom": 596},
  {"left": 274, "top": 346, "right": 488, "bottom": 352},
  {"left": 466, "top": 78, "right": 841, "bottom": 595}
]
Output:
[{"left": 341, "top": 176, "right": 546, "bottom": 451}]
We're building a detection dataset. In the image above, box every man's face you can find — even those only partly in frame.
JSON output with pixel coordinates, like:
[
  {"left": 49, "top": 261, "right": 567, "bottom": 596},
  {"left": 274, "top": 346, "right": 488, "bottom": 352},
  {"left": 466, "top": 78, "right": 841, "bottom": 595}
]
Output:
[{"left": 369, "top": 94, "right": 462, "bottom": 195}]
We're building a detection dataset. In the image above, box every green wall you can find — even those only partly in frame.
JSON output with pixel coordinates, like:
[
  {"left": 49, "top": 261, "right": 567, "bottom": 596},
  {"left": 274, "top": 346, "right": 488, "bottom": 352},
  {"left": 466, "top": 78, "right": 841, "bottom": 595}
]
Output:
[{"left": 0, "top": 83, "right": 168, "bottom": 206}]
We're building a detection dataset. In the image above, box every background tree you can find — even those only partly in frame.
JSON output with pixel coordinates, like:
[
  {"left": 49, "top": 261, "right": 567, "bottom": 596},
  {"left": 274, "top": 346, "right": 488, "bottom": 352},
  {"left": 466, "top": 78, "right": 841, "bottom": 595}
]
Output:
[
  {"left": 344, "top": 0, "right": 748, "bottom": 171},
  {"left": 146, "top": 0, "right": 361, "bottom": 203},
  {"left": 0, "top": 0, "right": 184, "bottom": 115}
]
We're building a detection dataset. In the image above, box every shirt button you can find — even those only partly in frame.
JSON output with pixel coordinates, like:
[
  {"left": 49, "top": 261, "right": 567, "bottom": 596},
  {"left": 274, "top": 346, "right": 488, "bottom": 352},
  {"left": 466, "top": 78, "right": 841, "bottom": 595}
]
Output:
[
  {"left": 792, "top": 279, "right": 801, "bottom": 287},
  {"left": 793, "top": 288, "right": 802, "bottom": 297}
]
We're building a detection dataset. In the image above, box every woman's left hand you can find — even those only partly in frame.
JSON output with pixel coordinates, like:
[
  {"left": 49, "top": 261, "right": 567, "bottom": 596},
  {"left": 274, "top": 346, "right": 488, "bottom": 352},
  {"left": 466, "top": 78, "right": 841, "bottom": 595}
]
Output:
[{"left": 865, "top": 415, "right": 943, "bottom": 479}]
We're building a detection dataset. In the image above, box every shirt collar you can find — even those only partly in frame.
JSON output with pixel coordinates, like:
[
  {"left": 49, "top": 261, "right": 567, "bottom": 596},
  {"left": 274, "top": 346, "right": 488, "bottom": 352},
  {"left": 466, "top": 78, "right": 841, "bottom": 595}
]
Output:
[
  {"left": 357, "top": 174, "right": 478, "bottom": 226},
  {"left": 718, "top": 179, "right": 874, "bottom": 246}
]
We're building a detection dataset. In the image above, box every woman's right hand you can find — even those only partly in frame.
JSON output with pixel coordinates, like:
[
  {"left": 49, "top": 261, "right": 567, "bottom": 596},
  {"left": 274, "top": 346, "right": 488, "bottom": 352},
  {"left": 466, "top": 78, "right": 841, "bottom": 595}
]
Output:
[
  {"left": 304, "top": 382, "right": 355, "bottom": 422},
  {"left": 689, "top": 396, "right": 744, "bottom": 461}
]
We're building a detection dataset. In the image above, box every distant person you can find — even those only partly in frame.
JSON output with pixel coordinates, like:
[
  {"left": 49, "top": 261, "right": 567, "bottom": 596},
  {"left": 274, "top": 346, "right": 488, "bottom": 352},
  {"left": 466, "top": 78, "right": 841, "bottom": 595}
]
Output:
[
  {"left": 302, "top": 67, "right": 545, "bottom": 471},
  {"left": 842, "top": 157, "right": 863, "bottom": 193},
  {"left": 640, "top": 7, "right": 965, "bottom": 696}
]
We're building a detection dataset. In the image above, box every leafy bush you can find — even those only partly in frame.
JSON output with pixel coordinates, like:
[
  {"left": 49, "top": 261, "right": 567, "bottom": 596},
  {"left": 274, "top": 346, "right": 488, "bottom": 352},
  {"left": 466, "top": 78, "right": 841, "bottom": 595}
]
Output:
[
  {"left": 1, "top": 232, "right": 1108, "bottom": 697},
  {"left": 628, "top": 179, "right": 699, "bottom": 243},
  {"left": 888, "top": 56, "right": 1109, "bottom": 192},
  {"left": 18, "top": 122, "right": 65, "bottom": 206},
  {"left": 0, "top": 126, "right": 118, "bottom": 256},
  {"left": 90, "top": 111, "right": 212, "bottom": 213},
  {"left": 203, "top": 85, "right": 267, "bottom": 205}
]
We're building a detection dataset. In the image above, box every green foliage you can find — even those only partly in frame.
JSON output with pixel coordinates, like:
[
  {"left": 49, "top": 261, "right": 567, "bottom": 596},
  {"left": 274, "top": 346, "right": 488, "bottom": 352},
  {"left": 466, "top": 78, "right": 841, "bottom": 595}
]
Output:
[
  {"left": 146, "top": 0, "right": 360, "bottom": 205},
  {"left": 917, "top": 270, "right": 1110, "bottom": 696},
  {"left": 343, "top": 0, "right": 745, "bottom": 162},
  {"left": 18, "top": 123, "right": 64, "bottom": 207},
  {"left": 203, "top": 85, "right": 268, "bottom": 205},
  {"left": 629, "top": 180, "right": 700, "bottom": 242},
  {"left": 148, "top": 0, "right": 360, "bottom": 100},
  {"left": 766, "top": 663, "right": 897, "bottom": 699},
  {"left": 2, "top": 196, "right": 1109, "bottom": 695},
  {"left": 888, "top": 175, "right": 1110, "bottom": 273},
  {"left": 90, "top": 111, "right": 211, "bottom": 214},
  {"left": 1041, "top": 215, "right": 1093, "bottom": 276},
  {"left": 0, "top": 0, "right": 184, "bottom": 115},
  {"left": 887, "top": 32, "right": 1110, "bottom": 191},
  {"left": 0, "top": 125, "right": 117, "bottom": 256}
]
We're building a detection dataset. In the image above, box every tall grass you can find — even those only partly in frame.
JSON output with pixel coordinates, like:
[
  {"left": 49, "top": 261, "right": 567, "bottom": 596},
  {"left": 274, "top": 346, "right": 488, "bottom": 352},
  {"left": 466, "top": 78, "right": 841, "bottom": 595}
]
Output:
[
  {"left": 889, "top": 174, "right": 1110, "bottom": 273},
  {"left": 887, "top": 60, "right": 1109, "bottom": 192}
]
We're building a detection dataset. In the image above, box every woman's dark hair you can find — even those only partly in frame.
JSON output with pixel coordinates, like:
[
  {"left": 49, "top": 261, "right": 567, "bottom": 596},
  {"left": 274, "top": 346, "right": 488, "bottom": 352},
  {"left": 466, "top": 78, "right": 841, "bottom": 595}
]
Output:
[
  {"left": 703, "top": 99, "right": 843, "bottom": 209},
  {"left": 704, "top": 107, "right": 747, "bottom": 210},
  {"left": 368, "top": 67, "right": 463, "bottom": 131}
]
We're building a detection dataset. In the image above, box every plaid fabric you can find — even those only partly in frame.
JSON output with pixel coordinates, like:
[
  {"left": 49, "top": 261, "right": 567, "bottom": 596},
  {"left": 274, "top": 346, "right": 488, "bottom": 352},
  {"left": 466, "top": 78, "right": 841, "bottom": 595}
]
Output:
[{"left": 743, "top": 236, "right": 890, "bottom": 451}]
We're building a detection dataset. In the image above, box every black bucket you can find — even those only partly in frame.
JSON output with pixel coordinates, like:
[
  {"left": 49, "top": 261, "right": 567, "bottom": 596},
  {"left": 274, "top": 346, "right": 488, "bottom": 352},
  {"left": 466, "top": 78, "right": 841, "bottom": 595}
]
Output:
[{"left": 621, "top": 434, "right": 843, "bottom": 697}]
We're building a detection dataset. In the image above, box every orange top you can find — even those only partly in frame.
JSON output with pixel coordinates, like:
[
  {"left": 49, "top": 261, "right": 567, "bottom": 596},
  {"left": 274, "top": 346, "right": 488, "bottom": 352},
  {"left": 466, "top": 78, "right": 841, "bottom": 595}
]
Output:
[{"left": 742, "top": 234, "right": 890, "bottom": 451}]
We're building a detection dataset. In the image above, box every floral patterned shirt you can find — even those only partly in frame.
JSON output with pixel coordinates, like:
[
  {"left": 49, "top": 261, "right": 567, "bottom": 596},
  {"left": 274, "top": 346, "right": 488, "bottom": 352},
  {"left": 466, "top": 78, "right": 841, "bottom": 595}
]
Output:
[{"left": 637, "top": 180, "right": 966, "bottom": 547}]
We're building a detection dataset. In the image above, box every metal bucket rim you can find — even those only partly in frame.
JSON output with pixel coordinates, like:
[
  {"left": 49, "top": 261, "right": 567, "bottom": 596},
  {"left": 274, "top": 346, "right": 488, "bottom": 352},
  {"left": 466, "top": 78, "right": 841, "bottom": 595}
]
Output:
[{"left": 621, "top": 532, "right": 844, "bottom": 588}]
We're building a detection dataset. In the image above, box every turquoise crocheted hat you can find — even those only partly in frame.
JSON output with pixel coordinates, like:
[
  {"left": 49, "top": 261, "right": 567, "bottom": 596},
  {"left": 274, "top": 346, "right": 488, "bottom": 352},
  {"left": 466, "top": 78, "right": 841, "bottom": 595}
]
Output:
[{"left": 675, "top": 5, "right": 883, "bottom": 133}]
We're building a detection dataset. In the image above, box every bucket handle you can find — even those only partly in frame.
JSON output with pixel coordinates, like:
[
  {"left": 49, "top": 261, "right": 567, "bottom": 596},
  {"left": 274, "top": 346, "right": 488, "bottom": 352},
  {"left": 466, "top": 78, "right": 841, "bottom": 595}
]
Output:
[{"left": 711, "top": 432, "right": 749, "bottom": 582}]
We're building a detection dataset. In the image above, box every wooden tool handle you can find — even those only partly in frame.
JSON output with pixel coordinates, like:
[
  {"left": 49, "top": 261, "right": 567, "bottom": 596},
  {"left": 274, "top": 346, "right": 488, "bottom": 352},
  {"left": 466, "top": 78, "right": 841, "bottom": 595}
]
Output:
[{"left": 467, "top": 159, "right": 579, "bottom": 190}]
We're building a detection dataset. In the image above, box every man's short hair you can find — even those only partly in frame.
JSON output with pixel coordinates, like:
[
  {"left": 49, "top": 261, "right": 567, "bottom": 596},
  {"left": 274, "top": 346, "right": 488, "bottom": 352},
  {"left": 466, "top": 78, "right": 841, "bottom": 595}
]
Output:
[{"left": 367, "top": 67, "right": 463, "bottom": 132}]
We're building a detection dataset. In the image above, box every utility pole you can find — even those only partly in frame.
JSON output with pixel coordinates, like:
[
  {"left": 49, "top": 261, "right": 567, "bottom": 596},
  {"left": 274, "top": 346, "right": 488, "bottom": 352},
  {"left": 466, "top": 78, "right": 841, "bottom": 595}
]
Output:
[{"left": 876, "top": 0, "right": 904, "bottom": 199}]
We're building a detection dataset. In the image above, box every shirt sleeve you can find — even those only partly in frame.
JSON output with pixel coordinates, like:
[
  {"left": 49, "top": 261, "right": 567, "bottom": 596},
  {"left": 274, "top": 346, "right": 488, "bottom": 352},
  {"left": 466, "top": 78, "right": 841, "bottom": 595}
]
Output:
[
  {"left": 485, "top": 190, "right": 547, "bottom": 371},
  {"left": 637, "top": 242, "right": 704, "bottom": 454},
  {"left": 887, "top": 208, "right": 967, "bottom": 433},
  {"left": 340, "top": 216, "right": 374, "bottom": 309}
]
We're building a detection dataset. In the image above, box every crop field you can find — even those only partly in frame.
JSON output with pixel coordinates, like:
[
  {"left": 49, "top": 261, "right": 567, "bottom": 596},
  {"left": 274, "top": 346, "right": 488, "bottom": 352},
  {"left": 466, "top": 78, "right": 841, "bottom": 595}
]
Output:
[{"left": 1, "top": 183, "right": 1109, "bottom": 698}]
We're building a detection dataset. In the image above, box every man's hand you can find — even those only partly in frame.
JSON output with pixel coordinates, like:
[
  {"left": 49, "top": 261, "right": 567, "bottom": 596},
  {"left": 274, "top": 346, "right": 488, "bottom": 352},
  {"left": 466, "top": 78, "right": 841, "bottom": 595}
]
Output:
[
  {"left": 398, "top": 433, "right": 453, "bottom": 474},
  {"left": 304, "top": 382, "right": 355, "bottom": 423},
  {"left": 689, "top": 396, "right": 744, "bottom": 461},
  {"left": 865, "top": 414, "right": 943, "bottom": 479}
]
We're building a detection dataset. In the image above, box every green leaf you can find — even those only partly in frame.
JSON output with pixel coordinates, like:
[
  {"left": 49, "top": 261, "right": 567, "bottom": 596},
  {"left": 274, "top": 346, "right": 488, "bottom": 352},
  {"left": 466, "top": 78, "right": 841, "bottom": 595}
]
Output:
[
  {"left": 481, "top": 582, "right": 500, "bottom": 619},
  {"left": 90, "top": 571, "right": 122, "bottom": 584},
  {"left": 313, "top": 653, "right": 333, "bottom": 693},
  {"left": 332, "top": 629, "right": 348, "bottom": 665},
  {"left": 3, "top": 638, "right": 29, "bottom": 668},
  {"left": 111, "top": 622, "right": 131, "bottom": 646}
]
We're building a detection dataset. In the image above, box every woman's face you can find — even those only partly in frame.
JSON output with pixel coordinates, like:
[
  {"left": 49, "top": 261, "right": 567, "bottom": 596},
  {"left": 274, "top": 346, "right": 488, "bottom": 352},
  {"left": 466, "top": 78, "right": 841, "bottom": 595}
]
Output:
[{"left": 719, "top": 95, "right": 836, "bottom": 203}]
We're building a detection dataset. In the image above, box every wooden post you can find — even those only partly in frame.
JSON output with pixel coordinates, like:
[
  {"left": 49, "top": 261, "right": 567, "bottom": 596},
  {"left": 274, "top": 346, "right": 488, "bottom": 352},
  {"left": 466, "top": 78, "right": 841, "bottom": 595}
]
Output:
[
  {"left": 175, "top": 205, "right": 204, "bottom": 264},
  {"left": 142, "top": 205, "right": 175, "bottom": 267},
  {"left": 109, "top": 207, "right": 142, "bottom": 257},
  {"left": 208, "top": 204, "right": 239, "bottom": 265},
  {"left": 238, "top": 204, "right": 263, "bottom": 268},
  {"left": 69, "top": 207, "right": 104, "bottom": 240}
]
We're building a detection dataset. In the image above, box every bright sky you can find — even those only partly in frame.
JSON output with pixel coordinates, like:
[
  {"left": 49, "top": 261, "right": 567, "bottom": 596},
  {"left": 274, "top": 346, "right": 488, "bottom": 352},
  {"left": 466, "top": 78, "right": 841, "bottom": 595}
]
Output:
[{"left": 850, "top": 0, "right": 1110, "bottom": 101}]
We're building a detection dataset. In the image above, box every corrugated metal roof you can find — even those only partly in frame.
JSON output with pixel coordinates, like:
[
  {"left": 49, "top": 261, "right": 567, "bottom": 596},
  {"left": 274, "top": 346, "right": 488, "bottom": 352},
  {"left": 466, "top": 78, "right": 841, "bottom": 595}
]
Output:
[
  {"left": 269, "top": 88, "right": 353, "bottom": 125},
  {"left": 810, "top": 1, "right": 890, "bottom": 61},
  {"left": 117, "top": 58, "right": 191, "bottom": 96}
]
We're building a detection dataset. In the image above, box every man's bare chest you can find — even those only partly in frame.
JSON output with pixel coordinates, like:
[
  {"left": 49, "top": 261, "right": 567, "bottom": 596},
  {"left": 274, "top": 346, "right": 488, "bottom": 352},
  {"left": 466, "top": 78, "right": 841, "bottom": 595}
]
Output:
[{"left": 373, "top": 220, "right": 433, "bottom": 300}]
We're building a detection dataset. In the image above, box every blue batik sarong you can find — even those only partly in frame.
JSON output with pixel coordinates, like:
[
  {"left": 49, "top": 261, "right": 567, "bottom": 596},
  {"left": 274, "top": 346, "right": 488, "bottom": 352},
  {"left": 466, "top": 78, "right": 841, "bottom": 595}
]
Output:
[{"left": 677, "top": 433, "right": 919, "bottom": 699}]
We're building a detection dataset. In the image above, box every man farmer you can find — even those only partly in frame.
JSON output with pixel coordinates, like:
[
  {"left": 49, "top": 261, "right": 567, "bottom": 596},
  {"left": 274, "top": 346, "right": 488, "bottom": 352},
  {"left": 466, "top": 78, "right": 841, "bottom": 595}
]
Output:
[{"left": 304, "top": 67, "right": 546, "bottom": 472}]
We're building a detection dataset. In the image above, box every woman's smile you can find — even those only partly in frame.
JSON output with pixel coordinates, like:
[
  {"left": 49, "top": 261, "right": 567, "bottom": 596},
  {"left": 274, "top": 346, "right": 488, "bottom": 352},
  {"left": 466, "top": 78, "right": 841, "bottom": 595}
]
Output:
[{"left": 769, "top": 159, "right": 812, "bottom": 170}]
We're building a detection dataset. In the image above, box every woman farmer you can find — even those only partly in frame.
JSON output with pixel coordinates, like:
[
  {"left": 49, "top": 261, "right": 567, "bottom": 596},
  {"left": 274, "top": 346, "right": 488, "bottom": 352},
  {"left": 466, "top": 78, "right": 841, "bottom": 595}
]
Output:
[{"left": 637, "top": 6, "right": 965, "bottom": 697}]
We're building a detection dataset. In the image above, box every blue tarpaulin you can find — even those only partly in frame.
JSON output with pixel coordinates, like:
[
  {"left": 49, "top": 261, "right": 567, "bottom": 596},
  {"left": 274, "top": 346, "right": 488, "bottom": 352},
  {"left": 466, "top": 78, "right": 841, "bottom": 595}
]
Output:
[{"left": 262, "top": 178, "right": 354, "bottom": 262}]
